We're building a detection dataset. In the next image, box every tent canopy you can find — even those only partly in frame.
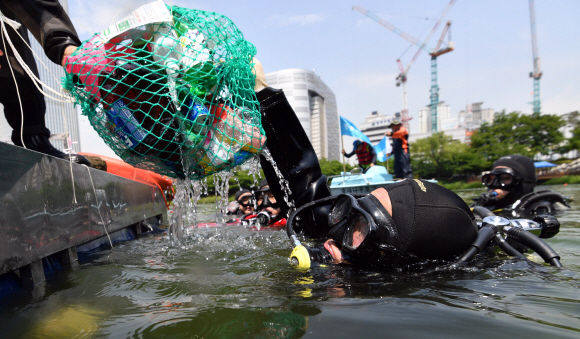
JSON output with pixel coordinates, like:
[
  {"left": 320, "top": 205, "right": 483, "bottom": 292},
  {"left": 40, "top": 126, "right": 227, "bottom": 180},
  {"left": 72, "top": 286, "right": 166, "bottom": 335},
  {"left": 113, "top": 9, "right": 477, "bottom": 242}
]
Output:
[{"left": 534, "top": 161, "right": 557, "bottom": 168}]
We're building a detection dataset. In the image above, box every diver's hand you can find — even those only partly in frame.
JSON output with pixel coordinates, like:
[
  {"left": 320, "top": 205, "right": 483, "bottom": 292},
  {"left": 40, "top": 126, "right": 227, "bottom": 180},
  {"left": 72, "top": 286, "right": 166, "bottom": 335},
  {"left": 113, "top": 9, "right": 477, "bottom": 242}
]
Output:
[
  {"left": 61, "top": 46, "right": 77, "bottom": 67},
  {"left": 476, "top": 191, "right": 498, "bottom": 205},
  {"left": 252, "top": 57, "right": 267, "bottom": 92}
]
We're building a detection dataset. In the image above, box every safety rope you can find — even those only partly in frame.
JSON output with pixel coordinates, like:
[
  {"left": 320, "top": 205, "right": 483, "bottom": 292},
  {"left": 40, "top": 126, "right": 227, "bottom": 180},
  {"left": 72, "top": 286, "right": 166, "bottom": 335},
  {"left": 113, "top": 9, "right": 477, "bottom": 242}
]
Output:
[{"left": 0, "top": 10, "right": 74, "bottom": 102}]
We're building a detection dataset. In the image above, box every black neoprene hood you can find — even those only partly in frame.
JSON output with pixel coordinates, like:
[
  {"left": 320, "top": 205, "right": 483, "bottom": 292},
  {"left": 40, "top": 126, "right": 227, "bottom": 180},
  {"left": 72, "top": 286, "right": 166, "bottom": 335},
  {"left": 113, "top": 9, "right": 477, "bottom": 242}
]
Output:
[
  {"left": 492, "top": 155, "right": 537, "bottom": 207},
  {"left": 235, "top": 189, "right": 251, "bottom": 201},
  {"left": 382, "top": 179, "right": 478, "bottom": 260}
]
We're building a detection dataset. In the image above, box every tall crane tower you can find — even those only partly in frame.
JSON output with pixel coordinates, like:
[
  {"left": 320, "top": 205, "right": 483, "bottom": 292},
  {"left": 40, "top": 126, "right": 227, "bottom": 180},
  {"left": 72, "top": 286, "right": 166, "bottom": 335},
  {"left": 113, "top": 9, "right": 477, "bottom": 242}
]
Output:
[
  {"left": 353, "top": 1, "right": 456, "bottom": 132},
  {"left": 529, "top": 0, "right": 542, "bottom": 114}
]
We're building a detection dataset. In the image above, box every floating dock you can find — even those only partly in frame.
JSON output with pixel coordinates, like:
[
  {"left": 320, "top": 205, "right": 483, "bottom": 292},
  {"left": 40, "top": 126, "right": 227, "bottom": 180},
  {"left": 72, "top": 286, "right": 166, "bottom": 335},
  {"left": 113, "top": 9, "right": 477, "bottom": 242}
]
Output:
[{"left": 0, "top": 142, "right": 167, "bottom": 294}]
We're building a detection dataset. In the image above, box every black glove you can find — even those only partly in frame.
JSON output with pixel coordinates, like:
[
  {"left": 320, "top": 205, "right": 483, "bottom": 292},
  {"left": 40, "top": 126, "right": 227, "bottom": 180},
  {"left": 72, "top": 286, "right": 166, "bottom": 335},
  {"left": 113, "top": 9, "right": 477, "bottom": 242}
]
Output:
[{"left": 472, "top": 191, "right": 498, "bottom": 207}]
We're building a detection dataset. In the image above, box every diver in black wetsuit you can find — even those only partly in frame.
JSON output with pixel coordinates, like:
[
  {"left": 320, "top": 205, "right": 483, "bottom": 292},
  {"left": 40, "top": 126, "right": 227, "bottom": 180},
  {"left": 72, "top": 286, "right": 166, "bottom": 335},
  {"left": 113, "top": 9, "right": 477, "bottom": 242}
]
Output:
[
  {"left": 256, "top": 86, "right": 478, "bottom": 267},
  {"left": 471, "top": 155, "right": 570, "bottom": 218},
  {"left": 252, "top": 61, "right": 562, "bottom": 269}
]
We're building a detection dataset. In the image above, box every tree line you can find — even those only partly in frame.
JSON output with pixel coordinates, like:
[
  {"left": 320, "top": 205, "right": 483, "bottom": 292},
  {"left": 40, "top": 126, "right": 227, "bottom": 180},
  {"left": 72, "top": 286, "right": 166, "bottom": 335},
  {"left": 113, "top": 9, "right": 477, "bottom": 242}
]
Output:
[{"left": 410, "top": 111, "right": 579, "bottom": 180}]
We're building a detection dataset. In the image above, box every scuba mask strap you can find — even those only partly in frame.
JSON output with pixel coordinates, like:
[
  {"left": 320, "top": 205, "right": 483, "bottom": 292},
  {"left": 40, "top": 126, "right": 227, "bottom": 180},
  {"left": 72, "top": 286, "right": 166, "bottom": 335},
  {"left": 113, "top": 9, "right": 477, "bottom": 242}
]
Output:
[
  {"left": 286, "top": 195, "right": 340, "bottom": 239},
  {"left": 352, "top": 194, "right": 402, "bottom": 257}
]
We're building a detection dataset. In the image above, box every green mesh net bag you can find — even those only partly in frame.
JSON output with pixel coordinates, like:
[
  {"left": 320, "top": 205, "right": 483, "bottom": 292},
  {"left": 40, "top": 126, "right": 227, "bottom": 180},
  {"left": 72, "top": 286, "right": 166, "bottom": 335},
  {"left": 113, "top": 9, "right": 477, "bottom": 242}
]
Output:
[{"left": 63, "top": 2, "right": 265, "bottom": 179}]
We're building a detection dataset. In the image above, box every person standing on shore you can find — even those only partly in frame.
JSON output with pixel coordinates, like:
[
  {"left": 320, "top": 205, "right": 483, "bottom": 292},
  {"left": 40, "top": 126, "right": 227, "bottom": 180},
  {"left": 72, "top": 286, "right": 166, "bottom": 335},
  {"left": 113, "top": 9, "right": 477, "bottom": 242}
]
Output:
[{"left": 385, "top": 120, "right": 412, "bottom": 179}]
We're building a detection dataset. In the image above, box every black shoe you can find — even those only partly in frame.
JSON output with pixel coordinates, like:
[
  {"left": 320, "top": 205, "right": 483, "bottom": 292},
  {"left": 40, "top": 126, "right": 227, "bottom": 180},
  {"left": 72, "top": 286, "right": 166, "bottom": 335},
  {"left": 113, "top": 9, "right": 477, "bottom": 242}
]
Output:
[{"left": 13, "top": 134, "right": 91, "bottom": 166}]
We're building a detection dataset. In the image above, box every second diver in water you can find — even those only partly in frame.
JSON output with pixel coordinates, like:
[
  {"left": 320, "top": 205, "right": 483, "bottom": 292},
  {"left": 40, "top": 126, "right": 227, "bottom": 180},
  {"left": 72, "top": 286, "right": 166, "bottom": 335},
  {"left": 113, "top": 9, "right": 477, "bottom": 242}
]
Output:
[{"left": 470, "top": 155, "right": 570, "bottom": 218}]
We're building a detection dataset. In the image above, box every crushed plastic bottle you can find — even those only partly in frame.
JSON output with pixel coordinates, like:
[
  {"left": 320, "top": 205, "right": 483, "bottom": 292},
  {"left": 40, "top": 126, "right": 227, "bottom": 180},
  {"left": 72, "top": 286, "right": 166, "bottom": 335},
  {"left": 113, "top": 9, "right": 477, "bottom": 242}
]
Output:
[{"left": 148, "top": 22, "right": 182, "bottom": 78}]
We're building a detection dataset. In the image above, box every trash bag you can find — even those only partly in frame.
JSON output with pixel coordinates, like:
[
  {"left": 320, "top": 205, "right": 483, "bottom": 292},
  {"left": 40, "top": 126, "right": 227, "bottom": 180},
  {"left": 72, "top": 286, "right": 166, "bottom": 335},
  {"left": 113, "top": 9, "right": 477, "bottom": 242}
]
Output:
[{"left": 63, "top": 1, "right": 265, "bottom": 179}]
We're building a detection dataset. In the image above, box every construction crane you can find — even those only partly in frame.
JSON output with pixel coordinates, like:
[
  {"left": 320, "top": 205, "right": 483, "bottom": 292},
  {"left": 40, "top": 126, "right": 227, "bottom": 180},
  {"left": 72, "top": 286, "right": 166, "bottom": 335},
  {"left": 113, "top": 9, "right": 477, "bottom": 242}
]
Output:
[
  {"left": 353, "top": 1, "right": 456, "bottom": 132},
  {"left": 529, "top": 0, "right": 542, "bottom": 114}
]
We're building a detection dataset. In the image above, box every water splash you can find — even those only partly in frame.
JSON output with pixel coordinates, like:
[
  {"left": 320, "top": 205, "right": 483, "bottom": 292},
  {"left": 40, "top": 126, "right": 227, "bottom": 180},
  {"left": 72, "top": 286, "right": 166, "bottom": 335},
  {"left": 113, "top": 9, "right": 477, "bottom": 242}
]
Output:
[
  {"left": 168, "top": 178, "right": 190, "bottom": 246},
  {"left": 245, "top": 155, "right": 262, "bottom": 187},
  {"left": 213, "top": 170, "right": 234, "bottom": 226},
  {"left": 167, "top": 78, "right": 181, "bottom": 110},
  {"left": 261, "top": 147, "right": 295, "bottom": 215}
]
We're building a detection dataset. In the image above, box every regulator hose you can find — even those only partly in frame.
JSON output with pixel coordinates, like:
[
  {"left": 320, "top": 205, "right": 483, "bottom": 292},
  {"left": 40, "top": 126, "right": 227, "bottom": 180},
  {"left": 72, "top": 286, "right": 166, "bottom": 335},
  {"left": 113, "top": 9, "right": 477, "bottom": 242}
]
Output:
[
  {"left": 493, "top": 233, "right": 527, "bottom": 259},
  {"left": 504, "top": 227, "right": 563, "bottom": 267},
  {"left": 472, "top": 206, "right": 496, "bottom": 218},
  {"left": 456, "top": 225, "right": 498, "bottom": 264}
]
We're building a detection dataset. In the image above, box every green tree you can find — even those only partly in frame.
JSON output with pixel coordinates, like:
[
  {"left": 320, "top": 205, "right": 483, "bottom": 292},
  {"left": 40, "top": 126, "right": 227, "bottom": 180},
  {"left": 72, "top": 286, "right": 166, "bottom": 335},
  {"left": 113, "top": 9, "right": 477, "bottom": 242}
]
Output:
[
  {"left": 470, "top": 111, "right": 565, "bottom": 164},
  {"left": 451, "top": 143, "right": 487, "bottom": 176},
  {"left": 558, "top": 111, "right": 580, "bottom": 153},
  {"left": 410, "top": 132, "right": 488, "bottom": 179},
  {"left": 319, "top": 158, "right": 354, "bottom": 177},
  {"left": 411, "top": 132, "right": 458, "bottom": 178}
]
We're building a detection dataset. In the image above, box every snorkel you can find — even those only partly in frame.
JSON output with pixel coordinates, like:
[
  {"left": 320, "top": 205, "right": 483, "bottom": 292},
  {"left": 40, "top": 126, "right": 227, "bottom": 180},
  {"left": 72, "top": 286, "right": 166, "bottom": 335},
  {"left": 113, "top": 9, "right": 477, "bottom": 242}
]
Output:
[{"left": 286, "top": 196, "right": 337, "bottom": 268}]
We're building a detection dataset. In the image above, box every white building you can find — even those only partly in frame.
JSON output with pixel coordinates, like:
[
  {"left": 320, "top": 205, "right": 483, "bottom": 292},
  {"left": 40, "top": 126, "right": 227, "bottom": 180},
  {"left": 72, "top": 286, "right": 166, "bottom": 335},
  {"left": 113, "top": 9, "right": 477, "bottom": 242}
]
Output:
[
  {"left": 265, "top": 69, "right": 340, "bottom": 161},
  {"left": 359, "top": 111, "right": 397, "bottom": 144},
  {"left": 0, "top": 0, "right": 81, "bottom": 153},
  {"left": 418, "top": 102, "right": 452, "bottom": 133},
  {"left": 458, "top": 102, "right": 495, "bottom": 131}
]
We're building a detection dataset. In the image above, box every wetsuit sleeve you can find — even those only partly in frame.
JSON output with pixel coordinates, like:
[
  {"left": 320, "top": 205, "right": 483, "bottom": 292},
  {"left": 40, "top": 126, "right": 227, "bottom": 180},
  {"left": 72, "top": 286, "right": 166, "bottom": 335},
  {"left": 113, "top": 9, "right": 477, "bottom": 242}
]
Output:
[
  {"left": 2, "top": 0, "right": 81, "bottom": 65},
  {"left": 257, "top": 87, "right": 332, "bottom": 235},
  {"left": 344, "top": 149, "right": 355, "bottom": 158}
]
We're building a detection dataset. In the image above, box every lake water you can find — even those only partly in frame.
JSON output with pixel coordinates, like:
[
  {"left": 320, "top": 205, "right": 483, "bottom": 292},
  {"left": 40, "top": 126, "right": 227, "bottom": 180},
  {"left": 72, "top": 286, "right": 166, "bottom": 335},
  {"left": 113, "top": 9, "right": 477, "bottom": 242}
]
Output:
[{"left": 1, "top": 185, "right": 579, "bottom": 338}]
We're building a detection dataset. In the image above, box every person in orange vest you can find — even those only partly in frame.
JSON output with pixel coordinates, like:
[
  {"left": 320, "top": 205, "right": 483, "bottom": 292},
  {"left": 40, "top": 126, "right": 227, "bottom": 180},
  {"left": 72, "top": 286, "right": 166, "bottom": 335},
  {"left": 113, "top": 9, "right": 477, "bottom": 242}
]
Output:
[
  {"left": 385, "top": 120, "right": 413, "bottom": 179},
  {"left": 342, "top": 140, "right": 377, "bottom": 173}
]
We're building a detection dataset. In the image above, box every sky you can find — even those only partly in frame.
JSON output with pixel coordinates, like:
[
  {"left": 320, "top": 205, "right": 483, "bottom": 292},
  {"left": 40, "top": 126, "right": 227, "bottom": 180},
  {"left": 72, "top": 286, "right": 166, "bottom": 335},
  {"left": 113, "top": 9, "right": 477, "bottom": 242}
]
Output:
[{"left": 66, "top": 0, "right": 580, "bottom": 158}]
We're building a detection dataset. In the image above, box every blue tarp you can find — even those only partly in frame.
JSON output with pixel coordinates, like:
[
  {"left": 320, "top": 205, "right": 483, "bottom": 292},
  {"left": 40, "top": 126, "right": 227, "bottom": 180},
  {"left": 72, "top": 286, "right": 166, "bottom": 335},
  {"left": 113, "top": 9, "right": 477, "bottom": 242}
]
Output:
[{"left": 534, "top": 161, "right": 557, "bottom": 168}]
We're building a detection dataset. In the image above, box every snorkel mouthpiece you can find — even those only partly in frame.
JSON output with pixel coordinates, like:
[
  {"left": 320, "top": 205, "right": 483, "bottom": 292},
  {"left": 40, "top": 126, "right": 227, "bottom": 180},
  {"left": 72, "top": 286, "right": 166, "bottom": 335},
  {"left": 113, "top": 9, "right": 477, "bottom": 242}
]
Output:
[{"left": 290, "top": 245, "right": 333, "bottom": 269}]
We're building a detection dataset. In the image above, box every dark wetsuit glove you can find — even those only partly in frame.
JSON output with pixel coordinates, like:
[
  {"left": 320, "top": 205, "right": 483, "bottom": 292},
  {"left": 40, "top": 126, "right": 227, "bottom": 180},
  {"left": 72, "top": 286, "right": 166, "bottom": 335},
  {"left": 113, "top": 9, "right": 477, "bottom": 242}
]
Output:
[{"left": 471, "top": 191, "right": 498, "bottom": 207}]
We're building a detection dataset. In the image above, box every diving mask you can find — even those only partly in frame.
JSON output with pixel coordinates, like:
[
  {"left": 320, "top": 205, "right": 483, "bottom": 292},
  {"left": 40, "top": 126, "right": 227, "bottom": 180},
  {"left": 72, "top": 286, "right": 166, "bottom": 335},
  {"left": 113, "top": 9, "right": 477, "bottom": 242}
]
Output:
[
  {"left": 482, "top": 168, "right": 535, "bottom": 190},
  {"left": 287, "top": 193, "right": 400, "bottom": 267},
  {"left": 238, "top": 196, "right": 256, "bottom": 208},
  {"left": 258, "top": 192, "right": 279, "bottom": 210}
]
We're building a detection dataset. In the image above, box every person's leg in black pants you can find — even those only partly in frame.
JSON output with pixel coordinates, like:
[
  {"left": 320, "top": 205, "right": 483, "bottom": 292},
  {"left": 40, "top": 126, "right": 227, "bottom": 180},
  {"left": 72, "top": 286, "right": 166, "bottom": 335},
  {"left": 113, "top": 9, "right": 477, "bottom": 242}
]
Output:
[{"left": 0, "top": 4, "right": 89, "bottom": 164}]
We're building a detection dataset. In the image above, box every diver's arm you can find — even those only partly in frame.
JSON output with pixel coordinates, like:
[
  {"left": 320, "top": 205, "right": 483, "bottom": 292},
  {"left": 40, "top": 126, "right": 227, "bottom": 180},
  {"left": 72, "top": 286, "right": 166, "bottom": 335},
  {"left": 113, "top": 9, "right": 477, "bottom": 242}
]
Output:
[
  {"left": 344, "top": 150, "right": 355, "bottom": 158},
  {"left": 257, "top": 87, "right": 332, "bottom": 218},
  {"left": 2, "top": 0, "right": 81, "bottom": 65}
]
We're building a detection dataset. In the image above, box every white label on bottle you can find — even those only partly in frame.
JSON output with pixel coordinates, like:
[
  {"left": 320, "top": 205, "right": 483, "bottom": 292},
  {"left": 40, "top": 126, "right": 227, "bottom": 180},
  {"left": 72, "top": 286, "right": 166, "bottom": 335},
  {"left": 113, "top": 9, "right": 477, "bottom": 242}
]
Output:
[{"left": 98, "top": 0, "right": 172, "bottom": 43}]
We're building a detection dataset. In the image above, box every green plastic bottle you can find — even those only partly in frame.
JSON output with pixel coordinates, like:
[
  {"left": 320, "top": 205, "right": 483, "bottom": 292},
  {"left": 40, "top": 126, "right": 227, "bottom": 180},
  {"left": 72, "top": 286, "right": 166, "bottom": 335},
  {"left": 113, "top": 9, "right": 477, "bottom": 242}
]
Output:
[{"left": 173, "top": 19, "right": 219, "bottom": 101}]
